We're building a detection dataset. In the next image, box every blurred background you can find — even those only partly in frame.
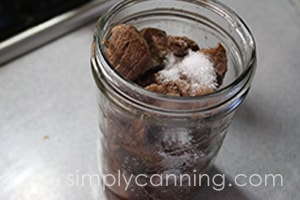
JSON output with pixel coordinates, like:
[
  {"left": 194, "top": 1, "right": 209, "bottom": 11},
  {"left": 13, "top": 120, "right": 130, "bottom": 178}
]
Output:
[{"left": 0, "top": 0, "right": 91, "bottom": 42}]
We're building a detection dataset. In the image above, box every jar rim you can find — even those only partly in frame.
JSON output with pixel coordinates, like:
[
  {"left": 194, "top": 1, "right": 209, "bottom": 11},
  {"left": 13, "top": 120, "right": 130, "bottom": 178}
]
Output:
[{"left": 92, "top": 0, "right": 257, "bottom": 113}]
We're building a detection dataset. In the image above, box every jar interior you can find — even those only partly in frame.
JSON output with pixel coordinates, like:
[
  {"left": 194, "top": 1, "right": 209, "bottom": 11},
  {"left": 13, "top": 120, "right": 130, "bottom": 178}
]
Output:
[{"left": 98, "top": 0, "right": 255, "bottom": 90}]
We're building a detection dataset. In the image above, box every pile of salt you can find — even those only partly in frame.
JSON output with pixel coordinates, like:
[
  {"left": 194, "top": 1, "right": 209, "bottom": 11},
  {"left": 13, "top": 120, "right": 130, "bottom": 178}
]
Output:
[{"left": 157, "top": 50, "right": 217, "bottom": 94}]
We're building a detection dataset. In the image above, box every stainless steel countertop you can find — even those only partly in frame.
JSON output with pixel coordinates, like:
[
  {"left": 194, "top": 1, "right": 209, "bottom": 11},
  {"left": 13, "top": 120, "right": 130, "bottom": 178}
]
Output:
[{"left": 1, "top": 1, "right": 300, "bottom": 199}]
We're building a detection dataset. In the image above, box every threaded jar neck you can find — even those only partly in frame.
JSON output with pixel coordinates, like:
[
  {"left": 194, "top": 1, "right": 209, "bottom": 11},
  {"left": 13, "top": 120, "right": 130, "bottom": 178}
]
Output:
[{"left": 91, "top": 0, "right": 256, "bottom": 117}]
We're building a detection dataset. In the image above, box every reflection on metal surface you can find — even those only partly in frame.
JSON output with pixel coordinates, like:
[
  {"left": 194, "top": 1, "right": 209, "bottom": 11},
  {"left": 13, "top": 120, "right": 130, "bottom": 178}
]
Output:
[
  {"left": 290, "top": 0, "right": 300, "bottom": 13},
  {"left": 1, "top": 155, "right": 61, "bottom": 199},
  {"left": 0, "top": 0, "right": 117, "bottom": 65}
]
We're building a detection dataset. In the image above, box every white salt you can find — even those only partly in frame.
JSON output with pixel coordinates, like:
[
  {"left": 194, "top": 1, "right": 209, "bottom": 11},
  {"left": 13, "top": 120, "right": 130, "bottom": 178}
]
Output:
[{"left": 157, "top": 50, "right": 217, "bottom": 91}]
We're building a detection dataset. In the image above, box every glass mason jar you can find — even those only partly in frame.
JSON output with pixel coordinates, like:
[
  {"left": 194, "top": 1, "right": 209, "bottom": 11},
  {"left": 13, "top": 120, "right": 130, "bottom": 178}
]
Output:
[{"left": 91, "top": 0, "right": 256, "bottom": 199}]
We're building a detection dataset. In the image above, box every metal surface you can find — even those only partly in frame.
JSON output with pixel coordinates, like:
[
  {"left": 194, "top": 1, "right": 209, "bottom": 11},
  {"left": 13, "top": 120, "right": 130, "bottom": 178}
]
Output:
[
  {"left": 0, "top": 0, "right": 300, "bottom": 199},
  {"left": 0, "top": 0, "right": 118, "bottom": 65}
]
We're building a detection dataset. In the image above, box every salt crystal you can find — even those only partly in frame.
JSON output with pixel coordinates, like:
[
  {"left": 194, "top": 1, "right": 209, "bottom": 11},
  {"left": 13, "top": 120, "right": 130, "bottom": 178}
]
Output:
[{"left": 157, "top": 50, "right": 217, "bottom": 92}]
